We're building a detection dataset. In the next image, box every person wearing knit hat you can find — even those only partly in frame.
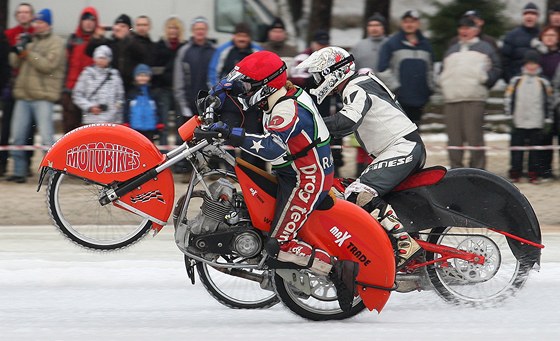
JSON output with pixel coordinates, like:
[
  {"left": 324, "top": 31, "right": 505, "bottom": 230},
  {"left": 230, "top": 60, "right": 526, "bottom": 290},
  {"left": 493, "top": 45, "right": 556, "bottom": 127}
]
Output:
[
  {"left": 6, "top": 6, "right": 66, "bottom": 183},
  {"left": 262, "top": 17, "right": 297, "bottom": 58},
  {"left": 352, "top": 12, "right": 387, "bottom": 73},
  {"left": 125, "top": 63, "right": 162, "bottom": 141},
  {"left": 72, "top": 43, "right": 124, "bottom": 125},
  {"left": 504, "top": 48, "right": 552, "bottom": 183},
  {"left": 351, "top": 12, "right": 389, "bottom": 175},
  {"left": 547, "top": 4, "right": 560, "bottom": 28},
  {"left": 501, "top": 2, "right": 540, "bottom": 82}
]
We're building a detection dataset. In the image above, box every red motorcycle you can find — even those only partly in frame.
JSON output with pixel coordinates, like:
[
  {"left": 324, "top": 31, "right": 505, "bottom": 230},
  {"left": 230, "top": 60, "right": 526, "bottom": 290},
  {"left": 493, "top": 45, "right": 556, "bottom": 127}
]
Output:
[{"left": 38, "top": 101, "right": 544, "bottom": 320}]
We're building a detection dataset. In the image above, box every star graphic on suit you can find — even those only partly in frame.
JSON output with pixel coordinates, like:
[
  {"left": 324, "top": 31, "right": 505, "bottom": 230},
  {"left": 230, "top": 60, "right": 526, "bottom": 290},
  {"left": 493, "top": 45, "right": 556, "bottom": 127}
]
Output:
[{"left": 251, "top": 139, "right": 264, "bottom": 153}]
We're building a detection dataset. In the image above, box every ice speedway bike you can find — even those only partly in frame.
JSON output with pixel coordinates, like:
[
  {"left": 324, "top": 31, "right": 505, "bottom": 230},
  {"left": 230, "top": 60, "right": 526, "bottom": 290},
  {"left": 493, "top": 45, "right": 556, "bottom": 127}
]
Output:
[{"left": 38, "top": 98, "right": 544, "bottom": 320}]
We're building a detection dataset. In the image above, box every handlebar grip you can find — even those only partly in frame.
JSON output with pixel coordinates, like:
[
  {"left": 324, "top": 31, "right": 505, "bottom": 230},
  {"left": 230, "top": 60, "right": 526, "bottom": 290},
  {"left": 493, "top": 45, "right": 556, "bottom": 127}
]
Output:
[{"left": 194, "top": 127, "right": 222, "bottom": 141}]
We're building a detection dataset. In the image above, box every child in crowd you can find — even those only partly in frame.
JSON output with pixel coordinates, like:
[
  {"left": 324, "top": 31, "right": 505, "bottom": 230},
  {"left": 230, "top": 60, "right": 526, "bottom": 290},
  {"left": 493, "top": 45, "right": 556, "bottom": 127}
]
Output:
[
  {"left": 504, "top": 50, "right": 553, "bottom": 183},
  {"left": 73, "top": 45, "right": 124, "bottom": 124},
  {"left": 125, "top": 64, "right": 162, "bottom": 141}
]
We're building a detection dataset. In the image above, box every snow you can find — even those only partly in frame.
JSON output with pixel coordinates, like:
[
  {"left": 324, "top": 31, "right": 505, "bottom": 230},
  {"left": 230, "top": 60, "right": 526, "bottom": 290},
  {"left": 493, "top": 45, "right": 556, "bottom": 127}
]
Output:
[{"left": 1, "top": 226, "right": 559, "bottom": 340}]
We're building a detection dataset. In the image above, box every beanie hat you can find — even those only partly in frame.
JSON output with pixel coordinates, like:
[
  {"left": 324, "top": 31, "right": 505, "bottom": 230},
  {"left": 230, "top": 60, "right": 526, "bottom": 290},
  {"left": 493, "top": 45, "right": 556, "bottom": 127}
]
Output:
[
  {"left": 401, "top": 10, "right": 420, "bottom": 20},
  {"left": 523, "top": 2, "right": 539, "bottom": 15},
  {"left": 524, "top": 50, "right": 541, "bottom": 63},
  {"left": 313, "top": 29, "right": 330, "bottom": 45},
  {"left": 34, "top": 9, "right": 52, "bottom": 26},
  {"left": 464, "top": 10, "right": 481, "bottom": 19},
  {"left": 93, "top": 45, "right": 112, "bottom": 61},
  {"left": 114, "top": 14, "right": 132, "bottom": 27},
  {"left": 191, "top": 16, "right": 209, "bottom": 27},
  {"left": 367, "top": 13, "right": 386, "bottom": 26},
  {"left": 234, "top": 22, "right": 252, "bottom": 36},
  {"left": 458, "top": 17, "right": 477, "bottom": 28},
  {"left": 268, "top": 17, "right": 286, "bottom": 31},
  {"left": 134, "top": 63, "right": 152, "bottom": 77}
]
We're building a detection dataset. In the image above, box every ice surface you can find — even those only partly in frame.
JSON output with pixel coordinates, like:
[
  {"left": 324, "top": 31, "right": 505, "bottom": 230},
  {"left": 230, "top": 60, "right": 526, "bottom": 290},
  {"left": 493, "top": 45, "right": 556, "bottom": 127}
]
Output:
[{"left": 1, "top": 227, "right": 558, "bottom": 341}]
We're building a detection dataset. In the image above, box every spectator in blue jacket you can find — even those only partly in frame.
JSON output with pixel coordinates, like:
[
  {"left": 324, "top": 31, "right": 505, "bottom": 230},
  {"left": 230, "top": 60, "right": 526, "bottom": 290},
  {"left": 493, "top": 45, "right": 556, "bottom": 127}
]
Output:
[
  {"left": 377, "top": 10, "right": 434, "bottom": 125},
  {"left": 501, "top": 2, "right": 541, "bottom": 83},
  {"left": 207, "top": 22, "right": 264, "bottom": 169},
  {"left": 125, "top": 64, "right": 162, "bottom": 142}
]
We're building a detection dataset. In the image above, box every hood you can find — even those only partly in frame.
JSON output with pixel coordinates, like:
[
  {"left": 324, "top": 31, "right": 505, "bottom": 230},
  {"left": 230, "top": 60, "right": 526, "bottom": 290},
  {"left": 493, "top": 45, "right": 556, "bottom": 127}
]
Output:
[{"left": 75, "top": 6, "right": 99, "bottom": 37}]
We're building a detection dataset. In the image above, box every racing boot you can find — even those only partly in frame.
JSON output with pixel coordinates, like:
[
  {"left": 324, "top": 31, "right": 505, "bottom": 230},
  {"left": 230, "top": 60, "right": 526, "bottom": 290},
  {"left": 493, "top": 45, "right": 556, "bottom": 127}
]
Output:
[
  {"left": 352, "top": 191, "right": 422, "bottom": 270},
  {"left": 373, "top": 203, "right": 422, "bottom": 270},
  {"left": 276, "top": 239, "right": 333, "bottom": 276},
  {"left": 329, "top": 260, "right": 359, "bottom": 312}
]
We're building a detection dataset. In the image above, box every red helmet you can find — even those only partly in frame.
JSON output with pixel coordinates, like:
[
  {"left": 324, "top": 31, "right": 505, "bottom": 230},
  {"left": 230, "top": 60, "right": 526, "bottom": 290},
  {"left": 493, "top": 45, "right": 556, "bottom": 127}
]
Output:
[{"left": 226, "top": 51, "right": 287, "bottom": 109}]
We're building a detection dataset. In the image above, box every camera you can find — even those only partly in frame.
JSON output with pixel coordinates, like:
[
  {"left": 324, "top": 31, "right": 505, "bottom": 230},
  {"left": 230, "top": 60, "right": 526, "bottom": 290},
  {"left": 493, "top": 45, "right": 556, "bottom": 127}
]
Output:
[
  {"left": 14, "top": 33, "right": 32, "bottom": 53},
  {"left": 98, "top": 104, "right": 108, "bottom": 111}
]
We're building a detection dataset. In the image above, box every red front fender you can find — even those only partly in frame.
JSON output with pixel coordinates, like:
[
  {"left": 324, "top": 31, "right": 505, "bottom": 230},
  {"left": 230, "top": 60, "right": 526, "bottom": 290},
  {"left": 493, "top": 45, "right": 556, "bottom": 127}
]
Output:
[{"left": 40, "top": 124, "right": 175, "bottom": 229}]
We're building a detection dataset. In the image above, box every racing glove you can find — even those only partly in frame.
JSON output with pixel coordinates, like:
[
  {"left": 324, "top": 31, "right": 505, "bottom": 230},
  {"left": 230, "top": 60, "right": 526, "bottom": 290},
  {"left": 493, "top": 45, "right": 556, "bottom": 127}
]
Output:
[
  {"left": 209, "top": 122, "right": 245, "bottom": 146},
  {"left": 209, "top": 78, "right": 246, "bottom": 106}
]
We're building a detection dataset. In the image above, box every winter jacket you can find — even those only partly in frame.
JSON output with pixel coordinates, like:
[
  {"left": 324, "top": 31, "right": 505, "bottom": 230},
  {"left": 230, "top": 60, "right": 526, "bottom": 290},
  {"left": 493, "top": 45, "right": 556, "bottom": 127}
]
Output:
[
  {"left": 440, "top": 37, "right": 501, "bottom": 103},
  {"left": 64, "top": 7, "right": 98, "bottom": 91},
  {"left": 505, "top": 68, "right": 551, "bottom": 129},
  {"left": 261, "top": 40, "right": 298, "bottom": 58},
  {"left": 9, "top": 30, "right": 65, "bottom": 102},
  {"left": 125, "top": 85, "right": 160, "bottom": 131},
  {"left": 132, "top": 33, "right": 155, "bottom": 66},
  {"left": 0, "top": 30, "right": 9, "bottom": 91},
  {"left": 72, "top": 65, "right": 124, "bottom": 124},
  {"left": 352, "top": 35, "right": 388, "bottom": 72},
  {"left": 208, "top": 40, "right": 262, "bottom": 86},
  {"left": 501, "top": 25, "right": 540, "bottom": 82},
  {"left": 151, "top": 38, "right": 184, "bottom": 89},
  {"left": 540, "top": 49, "right": 560, "bottom": 81},
  {"left": 86, "top": 34, "right": 148, "bottom": 92},
  {"left": 377, "top": 29, "right": 434, "bottom": 107},
  {"left": 173, "top": 38, "right": 215, "bottom": 116}
]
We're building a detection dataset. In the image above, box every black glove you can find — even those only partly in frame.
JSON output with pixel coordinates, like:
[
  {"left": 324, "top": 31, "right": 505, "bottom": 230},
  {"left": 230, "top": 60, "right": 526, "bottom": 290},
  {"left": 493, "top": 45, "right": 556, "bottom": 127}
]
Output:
[
  {"left": 12, "top": 33, "right": 32, "bottom": 54},
  {"left": 209, "top": 122, "right": 245, "bottom": 146}
]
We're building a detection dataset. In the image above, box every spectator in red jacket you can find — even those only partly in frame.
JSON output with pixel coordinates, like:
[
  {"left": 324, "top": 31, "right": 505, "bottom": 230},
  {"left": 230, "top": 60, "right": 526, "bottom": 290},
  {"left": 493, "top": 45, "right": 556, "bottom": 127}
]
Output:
[
  {"left": 62, "top": 7, "right": 99, "bottom": 133},
  {"left": 1, "top": 2, "right": 35, "bottom": 177}
]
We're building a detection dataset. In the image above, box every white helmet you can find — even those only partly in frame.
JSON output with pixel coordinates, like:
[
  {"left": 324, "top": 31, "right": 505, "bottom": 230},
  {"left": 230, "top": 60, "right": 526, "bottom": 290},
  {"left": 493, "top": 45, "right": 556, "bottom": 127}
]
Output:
[{"left": 296, "top": 46, "right": 355, "bottom": 104}]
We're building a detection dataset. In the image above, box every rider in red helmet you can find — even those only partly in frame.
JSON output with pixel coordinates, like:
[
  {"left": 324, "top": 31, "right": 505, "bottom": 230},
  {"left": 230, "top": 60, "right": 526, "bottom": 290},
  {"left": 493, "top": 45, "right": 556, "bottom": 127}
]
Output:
[{"left": 206, "top": 50, "right": 359, "bottom": 312}]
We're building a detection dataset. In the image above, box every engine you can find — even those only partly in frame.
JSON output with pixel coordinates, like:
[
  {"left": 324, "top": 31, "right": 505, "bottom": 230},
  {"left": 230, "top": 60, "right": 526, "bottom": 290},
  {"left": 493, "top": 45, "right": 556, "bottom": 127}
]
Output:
[{"left": 174, "top": 178, "right": 262, "bottom": 258}]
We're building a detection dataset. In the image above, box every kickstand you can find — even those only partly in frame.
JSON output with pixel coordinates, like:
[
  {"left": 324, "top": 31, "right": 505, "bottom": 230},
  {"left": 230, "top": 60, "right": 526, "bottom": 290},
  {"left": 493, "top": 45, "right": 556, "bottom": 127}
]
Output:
[{"left": 184, "top": 255, "right": 196, "bottom": 285}]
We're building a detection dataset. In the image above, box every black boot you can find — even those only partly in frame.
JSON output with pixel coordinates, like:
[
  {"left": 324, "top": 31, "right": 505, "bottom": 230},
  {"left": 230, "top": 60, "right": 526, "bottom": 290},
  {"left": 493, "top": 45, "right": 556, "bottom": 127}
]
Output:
[{"left": 329, "top": 260, "right": 359, "bottom": 312}]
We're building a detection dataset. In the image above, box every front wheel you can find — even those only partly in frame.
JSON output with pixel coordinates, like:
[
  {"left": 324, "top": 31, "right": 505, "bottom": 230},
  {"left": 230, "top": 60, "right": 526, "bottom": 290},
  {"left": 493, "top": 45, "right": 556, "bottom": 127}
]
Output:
[
  {"left": 426, "top": 227, "right": 532, "bottom": 305},
  {"left": 273, "top": 270, "right": 366, "bottom": 320},
  {"left": 47, "top": 172, "right": 153, "bottom": 250}
]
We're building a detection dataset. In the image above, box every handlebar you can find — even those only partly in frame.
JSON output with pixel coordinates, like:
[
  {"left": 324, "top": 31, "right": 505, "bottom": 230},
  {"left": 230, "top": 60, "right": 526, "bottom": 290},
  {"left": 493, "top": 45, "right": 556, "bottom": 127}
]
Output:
[{"left": 201, "top": 96, "right": 221, "bottom": 127}]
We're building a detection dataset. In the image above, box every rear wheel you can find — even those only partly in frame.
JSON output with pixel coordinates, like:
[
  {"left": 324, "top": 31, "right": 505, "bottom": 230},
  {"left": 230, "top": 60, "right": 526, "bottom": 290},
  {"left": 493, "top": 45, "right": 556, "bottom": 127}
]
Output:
[
  {"left": 47, "top": 172, "right": 152, "bottom": 250},
  {"left": 426, "top": 227, "right": 532, "bottom": 305},
  {"left": 273, "top": 270, "right": 366, "bottom": 320}
]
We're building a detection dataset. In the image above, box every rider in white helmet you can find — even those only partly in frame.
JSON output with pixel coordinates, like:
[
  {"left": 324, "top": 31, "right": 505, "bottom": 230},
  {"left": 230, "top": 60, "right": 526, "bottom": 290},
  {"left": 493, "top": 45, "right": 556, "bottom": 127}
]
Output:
[{"left": 297, "top": 46, "right": 426, "bottom": 269}]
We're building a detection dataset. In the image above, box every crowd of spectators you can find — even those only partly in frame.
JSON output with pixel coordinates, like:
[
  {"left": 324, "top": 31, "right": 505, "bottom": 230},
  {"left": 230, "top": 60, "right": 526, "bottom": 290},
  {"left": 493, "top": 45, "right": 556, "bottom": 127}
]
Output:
[{"left": 1, "top": 2, "right": 559, "bottom": 184}]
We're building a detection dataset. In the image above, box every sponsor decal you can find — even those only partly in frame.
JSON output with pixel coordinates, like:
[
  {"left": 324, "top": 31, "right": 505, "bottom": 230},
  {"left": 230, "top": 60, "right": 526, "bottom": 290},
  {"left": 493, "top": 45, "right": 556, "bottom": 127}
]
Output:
[
  {"left": 249, "top": 187, "right": 264, "bottom": 203},
  {"left": 66, "top": 142, "right": 140, "bottom": 174},
  {"left": 329, "top": 226, "right": 352, "bottom": 247},
  {"left": 278, "top": 164, "right": 318, "bottom": 241},
  {"left": 269, "top": 115, "right": 285, "bottom": 127},
  {"left": 368, "top": 155, "right": 413, "bottom": 171},
  {"left": 347, "top": 241, "right": 371, "bottom": 267},
  {"left": 130, "top": 190, "right": 165, "bottom": 204}
]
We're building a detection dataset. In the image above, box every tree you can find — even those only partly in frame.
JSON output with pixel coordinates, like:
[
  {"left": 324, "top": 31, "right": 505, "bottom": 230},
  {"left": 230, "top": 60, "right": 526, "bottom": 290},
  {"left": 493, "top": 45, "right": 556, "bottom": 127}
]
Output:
[
  {"left": 427, "top": 0, "right": 507, "bottom": 61},
  {"left": 363, "top": 0, "right": 390, "bottom": 37},
  {"left": 0, "top": 0, "right": 8, "bottom": 29},
  {"left": 307, "top": 0, "right": 333, "bottom": 44}
]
